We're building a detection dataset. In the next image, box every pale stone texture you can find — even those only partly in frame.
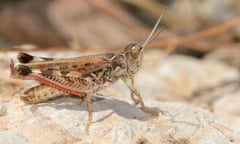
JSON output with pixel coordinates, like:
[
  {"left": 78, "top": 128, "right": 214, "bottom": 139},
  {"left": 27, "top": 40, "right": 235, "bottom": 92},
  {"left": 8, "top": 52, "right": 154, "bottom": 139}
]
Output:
[
  {"left": 1, "top": 96, "right": 239, "bottom": 144},
  {"left": 214, "top": 90, "right": 240, "bottom": 132},
  {"left": 0, "top": 131, "right": 30, "bottom": 144}
]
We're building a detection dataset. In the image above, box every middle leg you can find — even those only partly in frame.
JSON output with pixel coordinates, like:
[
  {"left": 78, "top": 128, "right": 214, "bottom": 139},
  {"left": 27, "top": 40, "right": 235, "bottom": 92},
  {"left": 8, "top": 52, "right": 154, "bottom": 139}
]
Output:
[{"left": 85, "top": 93, "right": 93, "bottom": 133}]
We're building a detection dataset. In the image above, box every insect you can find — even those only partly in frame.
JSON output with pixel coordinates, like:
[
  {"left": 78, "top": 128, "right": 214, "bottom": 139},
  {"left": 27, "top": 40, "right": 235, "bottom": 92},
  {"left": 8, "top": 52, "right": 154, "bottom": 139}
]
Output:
[{"left": 10, "top": 14, "right": 163, "bottom": 133}]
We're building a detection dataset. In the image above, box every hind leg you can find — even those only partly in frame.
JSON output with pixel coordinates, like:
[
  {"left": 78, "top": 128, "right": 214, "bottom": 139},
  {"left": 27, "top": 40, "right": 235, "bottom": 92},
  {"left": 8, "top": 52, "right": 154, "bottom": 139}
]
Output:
[{"left": 20, "top": 84, "right": 67, "bottom": 104}]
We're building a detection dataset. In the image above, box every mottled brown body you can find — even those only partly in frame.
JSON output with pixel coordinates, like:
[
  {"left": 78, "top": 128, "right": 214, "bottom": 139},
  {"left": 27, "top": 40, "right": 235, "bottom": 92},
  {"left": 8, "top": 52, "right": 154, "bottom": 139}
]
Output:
[{"left": 10, "top": 14, "right": 163, "bottom": 133}]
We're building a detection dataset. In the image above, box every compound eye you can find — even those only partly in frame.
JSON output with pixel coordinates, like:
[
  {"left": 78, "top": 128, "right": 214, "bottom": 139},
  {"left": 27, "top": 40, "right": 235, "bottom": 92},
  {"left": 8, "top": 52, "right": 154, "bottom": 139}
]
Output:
[
  {"left": 124, "top": 42, "right": 137, "bottom": 51},
  {"left": 130, "top": 46, "right": 139, "bottom": 58}
]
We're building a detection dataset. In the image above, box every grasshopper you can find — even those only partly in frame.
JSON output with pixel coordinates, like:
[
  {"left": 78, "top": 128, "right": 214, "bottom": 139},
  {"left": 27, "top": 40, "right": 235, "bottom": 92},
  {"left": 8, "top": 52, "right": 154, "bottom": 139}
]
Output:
[{"left": 10, "top": 14, "right": 163, "bottom": 133}]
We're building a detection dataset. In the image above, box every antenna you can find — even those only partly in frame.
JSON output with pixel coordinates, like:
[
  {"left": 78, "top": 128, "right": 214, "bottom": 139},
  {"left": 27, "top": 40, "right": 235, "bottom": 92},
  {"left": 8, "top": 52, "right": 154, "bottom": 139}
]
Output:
[{"left": 142, "top": 13, "right": 164, "bottom": 50}]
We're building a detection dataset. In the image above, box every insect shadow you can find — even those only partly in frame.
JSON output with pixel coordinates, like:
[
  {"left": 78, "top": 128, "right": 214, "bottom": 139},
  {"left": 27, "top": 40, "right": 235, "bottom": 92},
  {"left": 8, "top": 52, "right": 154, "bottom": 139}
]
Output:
[{"left": 29, "top": 95, "right": 161, "bottom": 121}]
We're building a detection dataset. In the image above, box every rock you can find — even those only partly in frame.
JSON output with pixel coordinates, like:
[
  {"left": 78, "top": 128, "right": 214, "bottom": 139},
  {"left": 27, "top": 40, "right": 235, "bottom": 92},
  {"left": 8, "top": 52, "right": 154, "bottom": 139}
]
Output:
[
  {"left": 205, "top": 48, "right": 240, "bottom": 70},
  {"left": 0, "top": 96, "right": 239, "bottom": 144},
  {"left": 0, "top": 131, "right": 30, "bottom": 144},
  {"left": 1, "top": 50, "right": 240, "bottom": 143},
  {"left": 214, "top": 90, "right": 240, "bottom": 132}
]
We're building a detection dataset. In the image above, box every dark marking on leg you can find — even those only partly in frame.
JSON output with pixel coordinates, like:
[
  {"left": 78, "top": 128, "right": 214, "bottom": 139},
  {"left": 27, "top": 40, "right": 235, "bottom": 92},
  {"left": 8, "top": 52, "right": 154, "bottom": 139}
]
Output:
[
  {"left": 72, "top": 65, "right": 78, "bottom": 68},
  {"left": 40, "top": 70, "right": 53, "bottom": 75},
  {"left": 17, "top": 65, "right": 32, "bottom": 76},
  {"left": 17, "top": 52, "right": 34, "bottom": 63},
  {"left": 60, "top": 70, "right": 69, "bottom": 75}
]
